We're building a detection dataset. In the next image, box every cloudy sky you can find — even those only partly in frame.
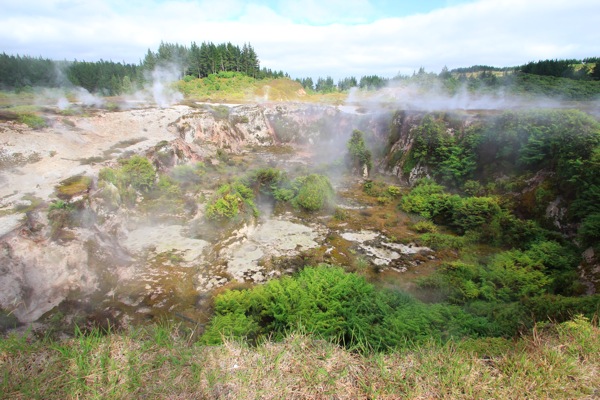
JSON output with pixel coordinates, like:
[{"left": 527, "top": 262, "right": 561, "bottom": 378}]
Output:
[{"left": 1, "top": 0, "right": 598, "bottom": 80}]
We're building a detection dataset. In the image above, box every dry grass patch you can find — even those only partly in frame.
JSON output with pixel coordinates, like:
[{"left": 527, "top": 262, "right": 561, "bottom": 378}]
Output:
[{"left": 1, "top": 317, "right": 599, "bottom": 399}]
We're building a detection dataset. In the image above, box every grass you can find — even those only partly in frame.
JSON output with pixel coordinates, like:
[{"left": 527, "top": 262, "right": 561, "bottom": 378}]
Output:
[
  {"left": 175, "top": 74, "right": 348, "bottom": 104},
  {"left": 55, "top": 175, "right": 92, "bottom": 199},
  {"left": 1, "top": 316, "right": 598, "bottom": 399}
]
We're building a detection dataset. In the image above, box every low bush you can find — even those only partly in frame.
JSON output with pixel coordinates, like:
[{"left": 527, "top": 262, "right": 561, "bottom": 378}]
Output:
[
  {"left": 205, "top": 182, "right": 257, "bottom": 221},
  {"left": 412, "top": 220, "right": 438, "bottom": 233},
  {"left": 417, "top": 232, "right": 466, "bottom": 250},
  {"left": 119, "top": 155, "right": 156, "bottom": 192},
  {"left": 201, "top": 265, "right": 489, "bottom": 352},
  {"left": 18, "top": 113, "right": 46, "bottom": 129},
  {"left": 293, "top": 174, "right": 335, "bottom": 211}
]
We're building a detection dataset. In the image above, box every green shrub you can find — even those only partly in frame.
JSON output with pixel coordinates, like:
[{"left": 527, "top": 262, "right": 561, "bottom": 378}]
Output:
[
  {"left": 376, "top": 196, "right": 390, "bottom": 205},
  {"left": 119, "top": 155, "right": 156, "bottom": 192},
  {"left": 18, "top": 113, "right": 46, "bottom": 129},
  {"left": 418, "top": 232, "right": 466, "bottom": 250},
  {"left": 362, "top": 181, "right": 401, "bottom": 200},
  {"left": 412, "top": 220, "right": 438, "bottom": 233},
  {"left": 245, "top": 167, "right": 286, "bottom": 192},
  {"left": 484, "top": 211, "right": 545, "bottom": 248},
  {"left": 578, "top": 212, "right": 600, "bottom": 249},
  {"left": 463, "top": 180, "right": 482, "bottom": 196},
  {"left": 399, "top": 179, "right": 452, "bottom": 220},
  {"left": 293, "top": 174, "right": 335, "bottom": 211},
  {"left": 523, "top": 295, "right": 600, "bottom": 324},
  {"left": 98, "top": 168, "right": 118, "bottom": 186},
  {"left": 347, "top": 129, "right": 372, "bottom": 174},
  {"left": 450, "top": 196, "right": 501, "bottom": 233},
  {"left": 401, "top": 179, "right": 544, "bottom": 247},
  {"left": 49, "top": 199, "right": 74, "bottom": 212},
  {"left": 205, "top": 182, "right": 257, "bottom": 221},
  {"left": 273, "top": 188, "right": 295, "bottom": 202},
  {"left": 201, "top": 265, "right": 488, "bottom": 352},
  {"left": 386, "top": 185, "right": 401, "bottom": 198}
]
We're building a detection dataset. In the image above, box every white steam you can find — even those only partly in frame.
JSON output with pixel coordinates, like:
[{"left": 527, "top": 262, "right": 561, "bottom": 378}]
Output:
[
  {"left": 73, "top": 87, "right": 105, "bottom": 107},
  {"left": 56, "top": 96, "right": 70, "bottom": 110},
  {"left": 148, "top": 64, "right": 184, "bottom": 108},
  {"left": 345, "top": 80, "right": 563, "bottom": 112},
  {"left": 117, "top": 64, "right": 184, "bottom": 109}
]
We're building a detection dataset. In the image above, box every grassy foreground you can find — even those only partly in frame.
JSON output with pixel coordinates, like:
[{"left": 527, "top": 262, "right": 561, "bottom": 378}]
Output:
[{"left": 1, "top": 316, "right": 599, "bottom": 399}]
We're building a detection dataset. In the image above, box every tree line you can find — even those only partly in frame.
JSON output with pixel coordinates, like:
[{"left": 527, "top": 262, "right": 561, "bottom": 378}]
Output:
[
  {"left": 520, "top": 58, "right": 600, "bottom": 80},
  {"left": 0, "top": 41, "right": 287, "bottom": 95},
  {"left": 296, "top": 74, "right": 390, "bottom": 93},
  {"left": 2, "top": 49, "right": 599, "bottom": 96}
]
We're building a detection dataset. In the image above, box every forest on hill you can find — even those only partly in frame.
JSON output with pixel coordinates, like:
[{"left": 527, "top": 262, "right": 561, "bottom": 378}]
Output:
[
  {"left": 1, "top": 43, "right": 600, "bottom": 99},
  {"left": 0, "top": 41, "right": 285, "bottom": 95}
]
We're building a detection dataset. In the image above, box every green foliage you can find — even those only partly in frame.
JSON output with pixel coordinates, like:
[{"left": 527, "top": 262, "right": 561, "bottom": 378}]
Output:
[
  {"left": 347, "top": 129, "right": 372, "bottom": 174},
  {"left": 424, "top": 243, "right": 563, "bottom": 305},
  {"left": 119, "top": 155, "right": 156, "bottom": 192},
  {"left": 399, "top": 179, "right": 455, "bottom": 221},
  {"left": 405, "top": 114, "right": 477, "bottom": 186},
  {"left": 244, "top": 167, "right": 287, "bottom": 194},
  {"left": 48, "top": 199, "right": 74, "bottom": 212},
  {"left": 96, "top": 156, "right": 158, "bottom": 208},
  {"left": 293, "top": 174, "right": 335, "bottom": 211},
  {"left": 55, "top": 175, "right": 92, "bottom": 200},
  {"left": 578, "top": 212, "right": 600, "bottom": 249},
  {"left": 523, "top": 297, "right": 600, "bottom": 325},
  {"left": 201, "top": 265, "right": 487, "bottom": 351},
  {"left": 476, "top": 110, "right": 600, "bottom": 187},
  {"left": 386, "top": 185, "right": 401, "bottom": 198},
  {"left": 463, "top": 180, "right": 482, "bottom": 196},
  {"left": 273, "top": 188, "right": 295, "bottom": 202},
  {"left": 18, "top": 113, "right": 47, "bottom": 129},
  {"left": 401, "top": 179, "right": 545, "bottom": 248},
  {"left": 98, "top": 168, "right": 118, "bottom": 185},
  {"left": 363, "top": 180, "right": 400, "bottom": 201},
  {"left": 412, "top": 220, "right": 438, "bottom": 233},
  {"left": 417, "top": 232, "right": 466, "bottom": 251},
  {"left": 205, "top": 182, "right": 257, "bottom": 222},
  {"left": 450, "top": 196, "right": 501, "bottom": 233}
]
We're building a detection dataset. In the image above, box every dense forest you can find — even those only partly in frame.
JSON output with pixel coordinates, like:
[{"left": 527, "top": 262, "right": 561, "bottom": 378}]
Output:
[{"left": 0, "top": 41, "right": 286, "bottom": 95}]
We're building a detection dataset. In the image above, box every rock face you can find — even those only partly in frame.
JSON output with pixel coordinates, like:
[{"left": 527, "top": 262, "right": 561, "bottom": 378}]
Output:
[
  {"left": 382, "top": 111, "right": 452, "bottom": 184},
  {"left": 170, "top": 103, "right": 391, "bottom": 153},
  {"left": 0, "top": 211, "right": 129, "bottom": 322},
  {"left": 581, "top": 247, "right": 600, "bottom": 294}
]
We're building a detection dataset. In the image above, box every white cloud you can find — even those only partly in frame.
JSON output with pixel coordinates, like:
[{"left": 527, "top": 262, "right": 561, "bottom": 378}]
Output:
[
  {"left": 276, "top": 0, "right": 375, "bottom": 24},
  {"left": 0, "top": 0, "right": 598, "bottom": 80}
]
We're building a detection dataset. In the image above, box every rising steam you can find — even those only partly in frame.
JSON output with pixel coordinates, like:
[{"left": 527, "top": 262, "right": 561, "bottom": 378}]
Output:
[
  {"left": 148, "top": 64, "right": 184, "bottom": 108},
  {"left": 344, "top": 80, "right": 566, "bottom": 112}
]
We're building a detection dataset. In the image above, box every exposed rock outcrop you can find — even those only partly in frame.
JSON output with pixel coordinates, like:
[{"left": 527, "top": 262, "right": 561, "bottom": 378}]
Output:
[{"left": 170, "top": 103, "right": 391, "bottom": 153}]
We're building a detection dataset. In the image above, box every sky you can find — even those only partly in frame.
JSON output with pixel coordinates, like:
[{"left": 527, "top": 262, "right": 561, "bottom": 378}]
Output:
[{"left": 1, "top": 0, "right": 599, "bottom": 81}]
